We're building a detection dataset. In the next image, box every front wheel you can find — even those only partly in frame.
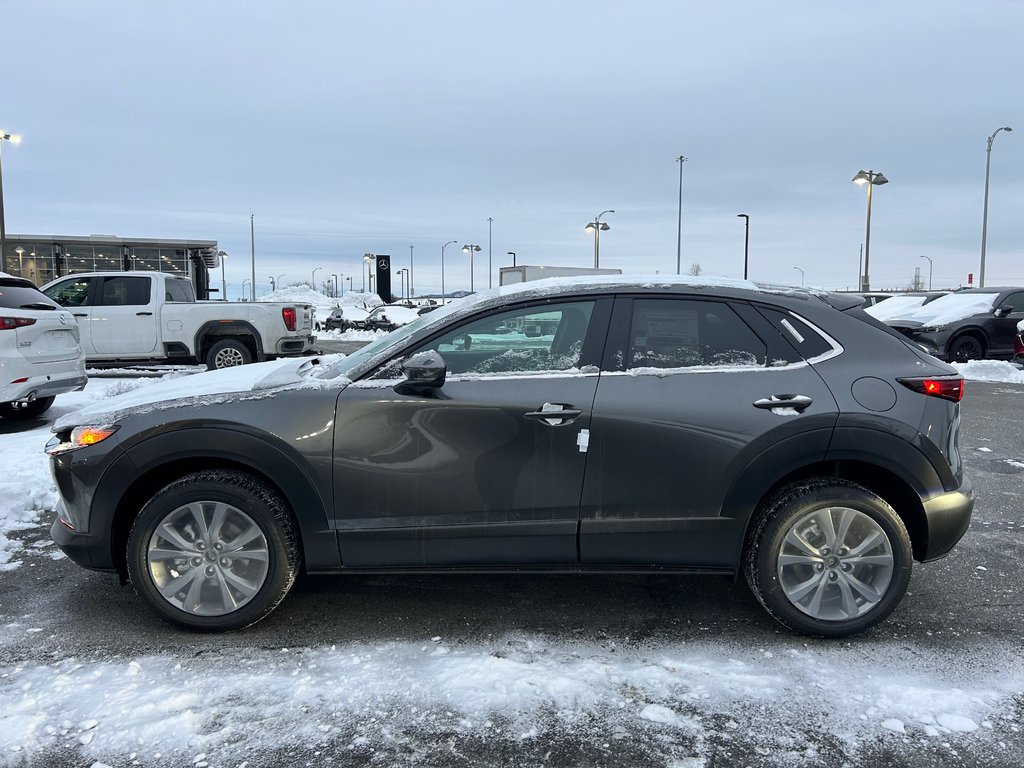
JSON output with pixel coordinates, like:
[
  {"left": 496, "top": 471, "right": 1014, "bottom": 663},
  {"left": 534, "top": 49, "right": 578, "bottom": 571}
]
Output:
[
  {"left": 948, "top": 334, "right": 985, "bottom": 363},
  {"left": 126, "top": 470, "right": 300, "bottom": 631},
  {"left": 744, "top": 479, "right": 912, "bottom": 637},
  {"left": 0, "top": 396, "right": 56, "bottom": 420},
  {"left": 206, "top": 338, "right": 253, "bottom": 369}
]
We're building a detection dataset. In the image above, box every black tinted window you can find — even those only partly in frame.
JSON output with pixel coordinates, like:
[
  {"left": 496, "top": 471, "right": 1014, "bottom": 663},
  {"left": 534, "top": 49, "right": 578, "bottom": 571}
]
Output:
[
  {"left": 0, "top": 278, "right": 59, "bottom": 310},
  {"left": 757, "top": 308, "right": 835, "bottom": 360},
  {"left": 1001, "top": 292, "right": 1024, "bottom": 313},
  {"left": 165, "top": 279, "right": 194, "bottom": 302},
  {"left": 627, "top": 299, "right": 766, "bottom": 369},
  {"left": 99, "top": 276, "right": 151, "bottom": 306}
]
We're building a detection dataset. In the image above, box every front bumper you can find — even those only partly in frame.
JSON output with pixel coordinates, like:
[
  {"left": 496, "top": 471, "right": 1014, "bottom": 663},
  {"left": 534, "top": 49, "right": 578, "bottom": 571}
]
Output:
[
  {"left": 50, "top": 502, "right": 115, "bottom": 573},
  {"left": 920, "top": 475, "right": 974, "bottom": 561}
]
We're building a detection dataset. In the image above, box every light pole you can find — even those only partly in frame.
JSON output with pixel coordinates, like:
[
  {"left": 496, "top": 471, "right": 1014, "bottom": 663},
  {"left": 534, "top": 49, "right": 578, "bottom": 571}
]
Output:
[
  {"left": 312, "top": 266, "right": 323, "bottom": 293},
  {"left": 409, "top": 245, "right": 414, "bottom": 297},
  {"left": 269, "top": 275, "right": 276, "bottom": 292},
  {"left": 979, "top": 126, "right": 1013, "bottom": 288},
  {"left": 396, "top": 268, "right": 407, "bottom": 302},
  {"left": 218, "top": 251, "right": 228, "bottom": 300},
  {"left": 362, "top": 253, "right": 375, "bottom": 292},
  {"left": 487, "top": 217, "right": 493, "bottom": 289},
  {"left": 242, "top": 279, "right": 251, "bottom": 300},
  {"left": 852, "top": 170, "right": 889, "bottom": 292},
  {"left": 462, "top": 244, "right": 481, "bottom": 292},
  {"left": 507, "top": 251, "right": 516, "bottom": 267},
  {"left": 737, "top": 214, "right": 750, "bottom": 279},
  {"left": 276, "top": 274, "right": 285, "bottom": 292},
  {"left": 331, "top": 273, "right": 339, "bottom": 298},
  {"left": 249, "top": 213, "right": 256, "bottom": 302},
  {"left": 441, "top": 240, "right": 457, "bottom": 303},
  {"left": 793, "top": 266, "right": 805, "bottom": 286},
  {"left": 0, "top": 130, "right": 23, "bottom": 264},
  {"left": 919, "top": 255, "right": 933, "bottom": 291},
  {"left": 345, "top": 276, "right": 352, "bottom": 294},
  {"left": 585, "top": 210, "right": 614, "bottom": 268},
  {"left": 676, "top": 155, "right": 687, "bottom": 275}
]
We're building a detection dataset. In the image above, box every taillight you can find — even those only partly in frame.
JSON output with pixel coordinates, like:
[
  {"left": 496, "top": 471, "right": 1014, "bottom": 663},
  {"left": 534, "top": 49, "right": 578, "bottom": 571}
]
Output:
[
  {"left": 282, "top": 307, "right": 297, "bottom": 331},
  {"left": 0, "top": 317, "right": 36, "bottom": 330},
  {"left": 1014, "top": 331, "right": 1024, "bottom": 358},
  {"left": 898, "top": 376, "right": 964, "bottom": 403}
]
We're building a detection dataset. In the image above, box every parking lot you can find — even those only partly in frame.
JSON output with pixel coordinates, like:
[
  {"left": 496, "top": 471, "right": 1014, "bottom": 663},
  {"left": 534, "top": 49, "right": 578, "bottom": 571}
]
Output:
[{"left": 0, "top": 376, "right": 1020, "bottom": 767}]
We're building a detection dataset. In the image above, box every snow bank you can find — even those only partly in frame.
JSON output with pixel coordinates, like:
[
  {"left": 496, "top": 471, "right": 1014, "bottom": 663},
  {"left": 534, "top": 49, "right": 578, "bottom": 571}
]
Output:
[{"left": 952, "top": 360, "right": 1024, "bottom": 384}]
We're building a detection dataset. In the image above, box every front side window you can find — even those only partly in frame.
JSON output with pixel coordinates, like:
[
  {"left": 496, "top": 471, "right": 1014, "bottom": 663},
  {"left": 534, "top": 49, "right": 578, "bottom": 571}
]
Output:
[
  {"left": 1001, "top": 292, "right": 1024, "bottom": 314},
  {"left": 98, "top": 276, "right": 151, "bottom": 306},
  {"left": 627, "top": 299, "right": 766, "bottom": 370},
  {"left": 384, "top": 301, "right": 596, "bottom": 377},
  {"left": 44, "top": 277, "right": 94, "bottom": 308}
]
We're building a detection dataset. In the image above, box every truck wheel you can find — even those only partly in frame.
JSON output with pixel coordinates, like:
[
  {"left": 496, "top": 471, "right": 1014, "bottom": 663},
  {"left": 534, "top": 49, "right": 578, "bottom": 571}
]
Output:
[
  {"left": 0, "top": 396, "right": 56, "bottom": 420},
  {"left": 744, "top": 478, "right": 912, "bottom": 637},
  {"left": 206, "top": 339, "right": 253, "bottom": 369}
]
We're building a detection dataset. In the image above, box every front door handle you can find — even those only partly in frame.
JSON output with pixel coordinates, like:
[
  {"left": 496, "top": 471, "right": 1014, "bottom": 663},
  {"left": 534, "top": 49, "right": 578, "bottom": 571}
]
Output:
[
  {"left": 524, "top": 403, "right": 584, "bottom": 426},
  {"left": 753, "top": 394, "right": 813, "bottom": 411},
  {"left": 73, "top": 313, "right": 88, "bottom": 317},
  {"left": 136, "top": 311, "right": 154, "bottom": 316}
]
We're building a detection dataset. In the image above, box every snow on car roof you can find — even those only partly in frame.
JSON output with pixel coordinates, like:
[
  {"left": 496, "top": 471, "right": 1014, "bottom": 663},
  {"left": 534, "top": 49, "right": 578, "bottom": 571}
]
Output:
[{"left": 891, "top": 292, "right": 997, "bottom": 326}]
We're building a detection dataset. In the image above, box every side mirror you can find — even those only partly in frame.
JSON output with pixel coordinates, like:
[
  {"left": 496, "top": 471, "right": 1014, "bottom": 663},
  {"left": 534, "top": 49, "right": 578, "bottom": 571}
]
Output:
[
  {"left": 995, "top": 305, "right": 1013, "bottom": 318},
  {"left": 395, "top": 350, "right": 447, "bottom": 395}
]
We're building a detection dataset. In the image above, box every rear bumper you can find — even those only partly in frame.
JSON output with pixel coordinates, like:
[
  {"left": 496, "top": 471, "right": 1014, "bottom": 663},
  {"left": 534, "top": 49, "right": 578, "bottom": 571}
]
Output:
[
  {"left": 275, "top": 335, "right": 316, "bottom": 355},
  {"left": 921, "top": 475, "right": 974, "bottom": 561},
  {"left": 0, "top": 365, "right": 87, "bottom": 403}
]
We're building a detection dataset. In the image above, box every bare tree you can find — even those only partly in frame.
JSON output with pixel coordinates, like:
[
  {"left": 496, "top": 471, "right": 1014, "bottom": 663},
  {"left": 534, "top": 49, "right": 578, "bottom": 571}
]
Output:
[{"left": 688, "top": 263, "right": 703, "bottom": 276}]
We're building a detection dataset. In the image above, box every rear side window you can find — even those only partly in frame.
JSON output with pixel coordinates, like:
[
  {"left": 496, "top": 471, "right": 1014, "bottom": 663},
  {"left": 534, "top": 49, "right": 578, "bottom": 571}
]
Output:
[
  {"left": 98, "top": 276, "right": 151, "bottom": 306},
  {"left": 166, "top": 279, "right": 195, "bottom": 302},
  {"left": 756, "top": 308, "right": 835, "bottom": 360},
  {"left": 0, "top": 278, "right": 59, "bottom": 310},
  {"left": 627, "top": 299, "right": 766, "bottom": 369}
]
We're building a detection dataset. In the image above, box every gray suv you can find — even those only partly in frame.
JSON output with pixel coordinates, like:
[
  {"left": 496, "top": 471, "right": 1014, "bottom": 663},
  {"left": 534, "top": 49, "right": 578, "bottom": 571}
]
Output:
[{"left": 48, "top": 278, "right": 973, "bottom": 637}]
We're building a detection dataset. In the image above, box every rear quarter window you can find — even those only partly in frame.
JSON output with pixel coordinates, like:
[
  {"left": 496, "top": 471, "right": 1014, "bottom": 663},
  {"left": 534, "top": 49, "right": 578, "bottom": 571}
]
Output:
[{"left": 756, "top": 307, "right": 835, "bottom": 360}]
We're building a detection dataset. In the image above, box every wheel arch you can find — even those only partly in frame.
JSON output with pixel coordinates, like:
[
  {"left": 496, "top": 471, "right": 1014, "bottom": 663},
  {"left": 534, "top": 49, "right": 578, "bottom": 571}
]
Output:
[
  {"left": 946, "top": 326, "right": 988, "bottom": 358},
  {"left": 94, "top": 428, "right": 337, "bottom": 577},
  {"left": 195, "top": 320, "right": 265, "bottom": 364}
]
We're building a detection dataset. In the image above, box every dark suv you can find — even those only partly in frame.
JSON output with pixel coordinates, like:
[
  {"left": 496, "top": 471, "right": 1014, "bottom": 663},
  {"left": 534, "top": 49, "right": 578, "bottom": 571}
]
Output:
[
  {"left": 48, "top": 278, "right": 973, "bottom": 637},
  {"left": 884, "top": 287, "right": 1024, "bottom": 362}
]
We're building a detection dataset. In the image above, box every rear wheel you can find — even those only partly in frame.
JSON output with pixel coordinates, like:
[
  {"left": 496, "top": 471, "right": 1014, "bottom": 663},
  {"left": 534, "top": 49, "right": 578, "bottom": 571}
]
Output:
[
  {"left": 745, "top": 479, "right": 912, "bottom": 637},
  {"left": 0, "top": 396, "right": 56, "bottom": 420},
  {"left": 206, "top": 338, "right": 253, "bottom": 369},
  {"left": 948, "top": 334, "right": 985, "bottom": 363},
  {"left": 126, "top": 470, "right": 300, "bottom": 631}
]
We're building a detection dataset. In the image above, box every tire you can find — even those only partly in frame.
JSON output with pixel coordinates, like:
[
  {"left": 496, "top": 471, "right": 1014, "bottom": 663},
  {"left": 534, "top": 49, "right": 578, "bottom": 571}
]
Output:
[
  {"left": 206, "top": 338, "right": 253, "bottom": 369},
  {"left": 744, "top": 478, "right": 912, "bottom": 638},
  {"left": 126, "top": 470, "right": 301, "bottom": 631},
  {"left": 947, "top": 334, "right": 985, "bottom": 363},
  {"left": 0, "top": 396, "right": 56, "bottom": 420}
]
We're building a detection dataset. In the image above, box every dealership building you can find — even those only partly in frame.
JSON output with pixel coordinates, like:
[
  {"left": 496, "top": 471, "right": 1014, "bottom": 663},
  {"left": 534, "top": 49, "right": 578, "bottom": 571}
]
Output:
[{"left": 2, "top": 233, "right": 220, "bottom": 299}]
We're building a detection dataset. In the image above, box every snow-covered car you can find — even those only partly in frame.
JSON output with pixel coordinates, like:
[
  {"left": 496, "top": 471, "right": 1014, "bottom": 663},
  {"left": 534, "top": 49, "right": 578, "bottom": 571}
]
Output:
[
  {"left": 324, "top": 306, "right": 370, "bottom": 332},
  {"left": 883, "top": 287, "right": 1024, "bottom": 362},
  {"left": 864, "top": 291, "right": 949, "bottom": 322},
  {"left": 49, "top": 276, "right": 973, "bottom": 637},
  {"left": 0, "top": 272, "right": 87, "bottom": 420},
  {"left": 356, "top": 304, "right": 420, "bottom": 332}
]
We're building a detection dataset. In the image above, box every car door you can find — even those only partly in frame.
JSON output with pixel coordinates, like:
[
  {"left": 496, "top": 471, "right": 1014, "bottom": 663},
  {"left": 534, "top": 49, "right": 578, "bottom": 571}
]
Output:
[
  {"left": 89, "top": 276, "right": 159, "bottom": 356},
  {"left": 332, "top": 297, "right": 611, "bottom": 567},
  {"left": 42, "top": 275, "right": 100, "bottom": 355},
  {"left": 579, "top": 295, "right": 839, "bottom": 569}
]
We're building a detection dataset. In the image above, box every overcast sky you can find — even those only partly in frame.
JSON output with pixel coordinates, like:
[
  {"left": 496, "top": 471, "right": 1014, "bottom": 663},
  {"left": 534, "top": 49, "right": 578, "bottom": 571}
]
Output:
[{"left": 4, "top": 0, "right": 1022, "bottom": 298}]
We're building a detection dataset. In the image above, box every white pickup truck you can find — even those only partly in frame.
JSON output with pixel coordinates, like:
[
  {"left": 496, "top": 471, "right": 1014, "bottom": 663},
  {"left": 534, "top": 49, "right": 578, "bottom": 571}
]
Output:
[{"left": 40, "top": 272, "right": 315, "bottom": 369}]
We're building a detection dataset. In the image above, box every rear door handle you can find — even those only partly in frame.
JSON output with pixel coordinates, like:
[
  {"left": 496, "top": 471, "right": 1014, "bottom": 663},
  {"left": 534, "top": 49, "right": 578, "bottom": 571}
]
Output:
[
  {"left": 524, "top": 403, "right": 584, "bottom": 426},
  {"left": 73, "top": 313, "right": 88, "bottom": 317},
  {"left": 753, "top": 394, "right": 813, "bottom": 411}
]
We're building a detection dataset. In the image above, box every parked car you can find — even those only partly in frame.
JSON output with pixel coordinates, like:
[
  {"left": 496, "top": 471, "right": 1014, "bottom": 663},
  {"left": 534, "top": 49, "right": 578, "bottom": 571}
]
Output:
[
  {"left": 864, "top": 291, "right": 949, "bottom": 322},
  {"left": 354, "top": 304, "right": 421, "bottom": 332},
  {"left": 0, "top": 272, "right": 87, "bottom": 420},
  {"left": 49, "top": 276, "right": 973, "bottom": 637},
  {"left": 1015, "top": 319, "right": 1024, "bottom": 363},
  {"left": 883, "top": 287, "right": 1024, "bottom": 362},
  {"left": 41, "top": 272, "right": 315, "bottom": 369},
  {"left": 323, "top": 306, "right": 370, "bottom": 332}
]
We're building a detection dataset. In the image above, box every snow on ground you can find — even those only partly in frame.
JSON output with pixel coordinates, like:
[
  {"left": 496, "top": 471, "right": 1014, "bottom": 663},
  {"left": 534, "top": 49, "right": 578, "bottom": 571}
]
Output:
[
  {"left": 316, "top": 328, "right": 386, "bottom": 342},
  {"left": 952, "top": 360, "right": 1024, "bottom": 384},
  {"left": 0, "top": 635, "right": 1020, "bottom": 767}
]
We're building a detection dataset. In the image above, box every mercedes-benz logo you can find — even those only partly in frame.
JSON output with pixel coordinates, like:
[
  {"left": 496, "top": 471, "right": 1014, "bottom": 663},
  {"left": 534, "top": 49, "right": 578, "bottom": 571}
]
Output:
[{"left": 378, "top": 259, "right": 390, "bottom": 270}]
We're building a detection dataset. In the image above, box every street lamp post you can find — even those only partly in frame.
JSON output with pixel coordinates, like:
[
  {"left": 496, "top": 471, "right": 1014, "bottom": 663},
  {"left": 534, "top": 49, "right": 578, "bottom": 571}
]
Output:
[
  {"left": 409, "top": 245, "right": 414, "bottom": 298},
  {"left": 269, "top": 275, "right": 276, "bottom": 292},
  {"left": 217, "top": 252, "right": 228, "bottom": 301},
  {"left": 441, "top": 240, "right": 457, "bottom": 303},
  {"left": 462, "top": 244, "right": 481, "bottom": 292},
  {"left": 675, "top": 155, "right": 687, "bottom": 275},
  {"left": 487, "top": 217, "right": 493, "bottom": 289},
  {"left": 276, "top": 274, "right": 285, "bottom": 292},
  {"left": 0, "top": 130, "right": 23, "bottom": 264},
  {"left": 507, "top": 251, "right": 516, "bottom": 267},
  {"left": 737, "top": 214, "right": 750, "bottom": 279},
  {"left": 585, "top": 210, "right": 614, "bottom": 268},
  {"left": 249, "top": 213, "right": 256, "bottom": 302},
  {"left": 345, "top": 276, "right": 352, "bottom": 294},
  {"left": 793, "top": 266, "right": 805, "bottom": 286},
  {"left": 241, "top": 279, "right": 251, "bottom": 301},
  {"left": 331, "top": 273, "right": 339, "bottom": 298},
  {"left": 919, "top": 255, "right": 933, "bottom": 291},
  {"left": 396, "top": 268, "right": 407, "bottom": 302},
  {"left": 980, "top": 126, "right": 1013, "bottom": 288},
  {"left": 312, "top": 266, "right": 323, "bottom": 293},
  {"left": 362, "top": 253, "right": 375, "bottom": 293},
  {"left": 852, "top": 170, "right": 889, "bottom": 292}
]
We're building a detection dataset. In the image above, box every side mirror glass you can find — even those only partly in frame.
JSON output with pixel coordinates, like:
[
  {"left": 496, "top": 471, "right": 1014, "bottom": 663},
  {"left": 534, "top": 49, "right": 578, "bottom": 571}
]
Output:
[{"left": 395, "top": 350, "right": 447, "bottom": 395}]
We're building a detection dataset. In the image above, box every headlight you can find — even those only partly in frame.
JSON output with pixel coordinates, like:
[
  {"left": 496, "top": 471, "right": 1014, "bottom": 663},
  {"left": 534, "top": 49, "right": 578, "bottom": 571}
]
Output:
[
  {"left": 920, "top": 325, "right": 950, "bottom": 333},
  {"left": 46, "top": 425, "right": 120, "bottom": 456}
]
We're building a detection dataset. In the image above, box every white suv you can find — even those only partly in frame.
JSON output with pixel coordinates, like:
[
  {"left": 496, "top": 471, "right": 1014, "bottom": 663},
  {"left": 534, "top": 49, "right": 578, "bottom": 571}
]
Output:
[{"left": 0, "top": 272, "right": 87, "bottom": 420}]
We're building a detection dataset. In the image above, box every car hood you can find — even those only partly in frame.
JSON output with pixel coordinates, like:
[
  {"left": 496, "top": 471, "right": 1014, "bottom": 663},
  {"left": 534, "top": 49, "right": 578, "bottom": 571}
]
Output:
[{"left": 54, "top": 355, "right": 350, "bottom": 430}]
